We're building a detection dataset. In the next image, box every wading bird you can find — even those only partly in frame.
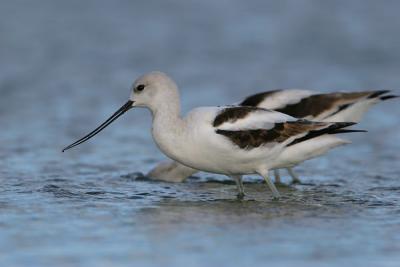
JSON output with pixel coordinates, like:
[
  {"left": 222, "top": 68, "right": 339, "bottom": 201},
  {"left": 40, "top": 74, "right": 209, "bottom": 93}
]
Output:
[
  {"left": 63, "top": 72, "right": 366, "bottom": 199},
  {"left": 148, "top": 88, "right": 397, "bottom": 184}
]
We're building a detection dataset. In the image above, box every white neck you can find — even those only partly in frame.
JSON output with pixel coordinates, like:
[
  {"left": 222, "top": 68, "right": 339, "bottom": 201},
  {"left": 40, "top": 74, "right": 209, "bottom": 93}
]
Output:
[{"left": 150, "top": 100, "right": 186, "bottom": 161}]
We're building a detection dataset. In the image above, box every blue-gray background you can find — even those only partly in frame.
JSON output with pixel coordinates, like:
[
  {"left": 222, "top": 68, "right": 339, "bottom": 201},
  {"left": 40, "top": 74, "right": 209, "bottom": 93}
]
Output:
[{"left": 0, "top": 1, "right": 399, "bottom": 266}]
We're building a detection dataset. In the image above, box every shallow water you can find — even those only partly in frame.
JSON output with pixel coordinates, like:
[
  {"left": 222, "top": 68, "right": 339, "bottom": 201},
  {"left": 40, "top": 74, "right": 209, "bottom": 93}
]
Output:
[{"left": 1, "top": 1, "right": 400, "bottom": 266}]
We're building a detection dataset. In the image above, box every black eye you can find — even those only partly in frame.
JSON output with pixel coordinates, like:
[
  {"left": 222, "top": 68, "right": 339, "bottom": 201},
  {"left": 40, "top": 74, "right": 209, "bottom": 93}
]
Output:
[{"left": 136, "top": 84, "right": 145, "bottom": 91}]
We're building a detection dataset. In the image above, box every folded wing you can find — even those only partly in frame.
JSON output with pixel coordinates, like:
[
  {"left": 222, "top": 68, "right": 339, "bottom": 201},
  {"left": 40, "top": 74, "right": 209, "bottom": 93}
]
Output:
[
  {"left": 213, "top": 106, "right": 362, "bottom": 150},
  {"left": 240, "top": 89, "right": 397, "bottom": 121}
]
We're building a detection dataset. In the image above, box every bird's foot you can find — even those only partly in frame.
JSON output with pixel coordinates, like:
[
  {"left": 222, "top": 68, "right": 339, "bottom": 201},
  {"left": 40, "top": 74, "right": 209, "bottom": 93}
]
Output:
[
  {"left": 274, "top": 182, "right": 293, "bottom": 189},
  {"left": 290, "top": 179, "right": 302, "bottom": 185},
  {"left": 236, "top": 192, "right": 245, "bottom": 200}
]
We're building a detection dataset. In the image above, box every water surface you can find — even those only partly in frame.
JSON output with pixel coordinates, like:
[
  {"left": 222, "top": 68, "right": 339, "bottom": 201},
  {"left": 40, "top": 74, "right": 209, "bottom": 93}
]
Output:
[{"left": 0, "top": 1, "right": 399, "bottom": 266}]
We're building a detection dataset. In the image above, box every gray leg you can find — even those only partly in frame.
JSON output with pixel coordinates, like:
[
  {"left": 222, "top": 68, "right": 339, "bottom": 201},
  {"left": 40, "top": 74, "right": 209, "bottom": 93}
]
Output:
[
  {"left": 287, "top": 167, "right": 301, "bottom": 184},
  {"left": 230, "top": 175, "right": 245, "bottom": 199},
  {"left": 273, "top": 169, "right": 282, "bottom": 184},
  {"left": 259, "top": 171, "right": 281, "bottom": 199}
]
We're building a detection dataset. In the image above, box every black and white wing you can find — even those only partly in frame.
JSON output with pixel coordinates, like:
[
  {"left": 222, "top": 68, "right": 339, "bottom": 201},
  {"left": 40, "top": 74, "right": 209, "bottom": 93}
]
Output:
[
  {"left": 239, "top": 89, "right": 397, "bottom": 121},
  {"left": 213, "top": 106, "right": 361, "bottom": 150}
]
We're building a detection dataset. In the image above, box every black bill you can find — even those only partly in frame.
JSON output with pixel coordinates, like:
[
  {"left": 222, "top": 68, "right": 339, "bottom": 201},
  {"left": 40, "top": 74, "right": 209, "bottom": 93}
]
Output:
[{"left": 62, "top": 100, "right": 133, "bottom": 152}]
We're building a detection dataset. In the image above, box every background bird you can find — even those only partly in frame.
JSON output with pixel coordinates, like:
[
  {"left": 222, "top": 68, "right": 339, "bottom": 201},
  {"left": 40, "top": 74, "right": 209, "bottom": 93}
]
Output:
[{"left": 148, "top": 88, "right": 397, "bottom": 184}]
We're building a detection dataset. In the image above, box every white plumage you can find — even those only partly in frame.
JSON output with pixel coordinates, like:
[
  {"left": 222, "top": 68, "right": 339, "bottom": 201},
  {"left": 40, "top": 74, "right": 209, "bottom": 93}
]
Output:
[
  {"left": 63, "top": 72, "right": 369, "bottom": 199},
  {"left": 148, "top": 88, "right": 396, "bottom": 184}
]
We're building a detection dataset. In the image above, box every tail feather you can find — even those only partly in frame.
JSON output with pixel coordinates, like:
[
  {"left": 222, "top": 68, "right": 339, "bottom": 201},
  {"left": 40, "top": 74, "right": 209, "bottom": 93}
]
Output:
[{"left": 277, "top": 135, "right": 351, "bottom": 168}]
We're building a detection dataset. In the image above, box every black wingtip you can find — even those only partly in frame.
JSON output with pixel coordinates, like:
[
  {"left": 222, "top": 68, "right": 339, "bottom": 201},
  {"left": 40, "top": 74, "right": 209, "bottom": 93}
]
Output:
[
  {"left": 367, "top": 90, "right": 399, "bottom": 101},
  {"left": 330, "top": 122, "right": 367, "bottom": 134},
  {"left": 368, "top": 90, "right": 391, "bottom": 99},
  {"left": 334, "top": 121, "right": 357, "bottom": 128},
  {"left": 380, "top": 95, "right": 399, "bottom": 101},
  {"left": 332, "top": 129, "right": 367, "bottom": 134},
  {"left": 287, "top": 121, "right": 363, "bottom": 146}
]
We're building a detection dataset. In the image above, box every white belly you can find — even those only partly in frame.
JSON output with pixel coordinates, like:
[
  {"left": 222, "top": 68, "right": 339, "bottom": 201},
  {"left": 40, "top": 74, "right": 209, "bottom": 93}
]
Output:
[{"left": 152, "top": 108, "right": 283, "bottom": 175}]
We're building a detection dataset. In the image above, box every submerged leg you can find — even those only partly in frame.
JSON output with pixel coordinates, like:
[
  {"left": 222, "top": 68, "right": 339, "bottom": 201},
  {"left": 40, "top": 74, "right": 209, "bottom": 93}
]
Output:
[
  {"left": 230, "top": 175, "right": 245, "bottom": 199},
  {"left": 259, "top": 171, "right": 281, "bottom": 199},
  {"left": 287, "top": 167, "right": 301, "bottom": 184},
  {"left": 273, "top": 169, "right": 282, "bottom": 184}
]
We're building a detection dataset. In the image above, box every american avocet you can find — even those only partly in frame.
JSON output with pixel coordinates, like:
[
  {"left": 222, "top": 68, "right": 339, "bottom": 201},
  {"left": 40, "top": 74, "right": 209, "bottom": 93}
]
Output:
[
  {"left": 63, "top": 72, "right": 365, "bottom": 199},
  {"left": 148, "top": 89, "right": 397, "bottom": 184}
]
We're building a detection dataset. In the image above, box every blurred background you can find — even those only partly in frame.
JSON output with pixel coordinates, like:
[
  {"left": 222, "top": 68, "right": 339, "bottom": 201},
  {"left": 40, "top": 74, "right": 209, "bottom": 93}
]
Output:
[{"left": 0, "top": 1, "right": 399, "bottom": 266}]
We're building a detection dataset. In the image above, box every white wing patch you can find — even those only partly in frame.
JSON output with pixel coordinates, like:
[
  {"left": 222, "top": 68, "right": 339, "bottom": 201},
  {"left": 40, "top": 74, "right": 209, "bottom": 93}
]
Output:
[
  {"left": 214, "top": 106, "right": 296, "bottom": 131},
  {"left": 257, "top": 89, "right": 316, "bottom": 110}
]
